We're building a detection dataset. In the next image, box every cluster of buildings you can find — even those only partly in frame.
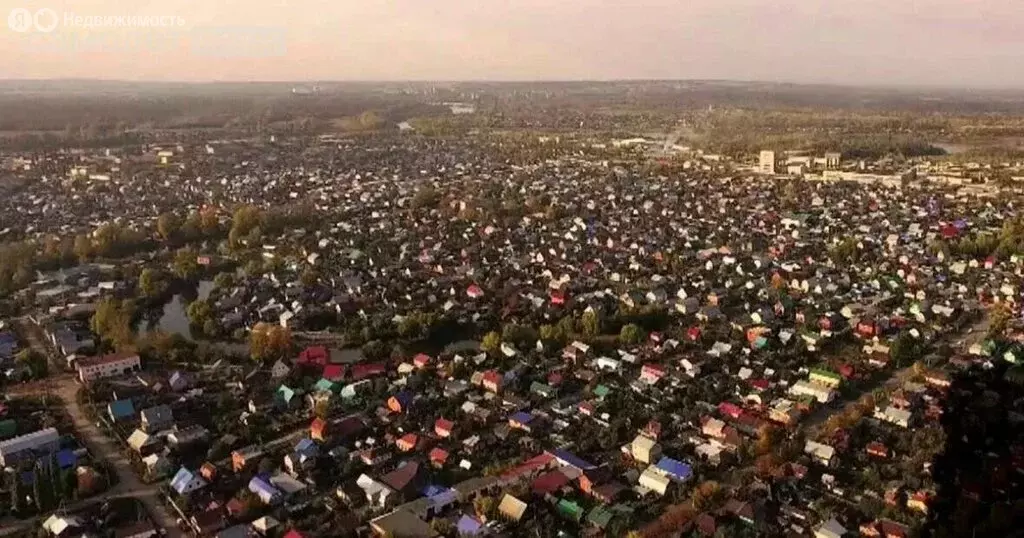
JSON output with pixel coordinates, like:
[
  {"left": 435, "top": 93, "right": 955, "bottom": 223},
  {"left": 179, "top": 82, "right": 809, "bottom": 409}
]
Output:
[{"left": 3, "top": 124, "right": 1024, "bottom": 537}]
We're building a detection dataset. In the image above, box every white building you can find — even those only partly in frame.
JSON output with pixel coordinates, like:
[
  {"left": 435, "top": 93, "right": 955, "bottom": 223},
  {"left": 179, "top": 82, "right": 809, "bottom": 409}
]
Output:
[
  {"left": 759, "top": 150, "right": 776, "bottom": 174},
  {"left": 638, "top": 465, "right": 670, "bottom": 496},
  {"left": 76, "top": 353, "right": 141, "bottom": 382},
  {"left": 788, "top": 379, "right": 835, "bottom": 403},
  {"left": 0, "top": 427, "right": 60, "bottom": 465}
]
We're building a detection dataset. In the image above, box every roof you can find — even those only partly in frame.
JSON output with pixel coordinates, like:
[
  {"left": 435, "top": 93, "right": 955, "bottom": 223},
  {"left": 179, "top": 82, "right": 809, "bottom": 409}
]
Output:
[
  {"left": 140, "top": 405, "right": 173, "bottom": 426},
  {"left": 170, "top": 467, "right": 205, "bottom": 494},
  {"left": 107, "top": 399, "right": 135, "bottom": 419},
  {"left": 77, "top": 353, "right": 139, "bottom": 368},
  {"left": 0, "top": 427, "right": 59, "bottom": 460},
  {"left": 370, "top": 508, "right": 433, "bottom": 538},
  {"left": 654, "top": 457, "right": 692, "bottom": 480},
  {"left": 498, "top": 493, "right": 528, "bottom": 521},
  {"left": 456, "top": 514, "right": 483, "bottom": 535},
  {"left": 380, "top": 461, "right": 421, "bottom": 491},
  {"left": 550, "top": 449, "right": 596, "bottom": 470}
]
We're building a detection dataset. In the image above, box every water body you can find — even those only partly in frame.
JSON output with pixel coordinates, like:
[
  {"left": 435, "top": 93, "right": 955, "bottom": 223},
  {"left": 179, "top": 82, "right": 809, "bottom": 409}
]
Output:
[{"left": 150, "top": 280, "right": 214, "bottom": 339}]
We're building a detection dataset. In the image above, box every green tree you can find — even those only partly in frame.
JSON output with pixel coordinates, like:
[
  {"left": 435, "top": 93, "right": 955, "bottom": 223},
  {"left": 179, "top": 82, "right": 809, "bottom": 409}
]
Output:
[
  {"left": 156, "top": 212, "right": 181, "bottom": 242},
  {"left": 581, "top": 310, "right": 601, "bottom": 337},
  {"left": 138, "top": 268, "right": 165, "bottom": 298},
  {"left": 91, "top": 298, "right": 136, "bottom": 351},
  {"left": 73, "top": 234, "right": 92, "bottom": 262},
  {"left": 619, "top": 323, "right": 646, "bottom": 345},
  {"left": 15, "top": 349, "right": 48, "bottom": 379},
  {"left": 213, "top": 272, "right": 235, "bottom": 289},
  {"left": 172, "top": 247, "right": 200, "bottom": 280},
  {"left": 481, "top": 331, "right": 501, "bottom": 354},
  {"left": 186, "top": 299, "right": 213, "bottom": 328}
]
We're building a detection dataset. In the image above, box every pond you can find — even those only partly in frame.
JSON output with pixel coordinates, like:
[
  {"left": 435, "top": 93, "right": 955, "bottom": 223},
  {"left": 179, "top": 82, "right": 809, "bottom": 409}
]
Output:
[{"left": 147, "top": 280, "right": 215, "bottom": 339}]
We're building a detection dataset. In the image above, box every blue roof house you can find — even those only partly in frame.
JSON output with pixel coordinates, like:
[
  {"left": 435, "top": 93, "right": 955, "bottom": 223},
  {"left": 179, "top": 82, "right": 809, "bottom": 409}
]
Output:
[
  {"left": 170, "top": 467, "right": 207, "bottom": 495},
  {"left": 248, "top": 476, "right": 283, "bottom": 505},
  {"left": 107, "top": 399, "right": 135, "bottom": 422},
  {"left": 654, "top": 457, "right": 692, "bottom": 482}
]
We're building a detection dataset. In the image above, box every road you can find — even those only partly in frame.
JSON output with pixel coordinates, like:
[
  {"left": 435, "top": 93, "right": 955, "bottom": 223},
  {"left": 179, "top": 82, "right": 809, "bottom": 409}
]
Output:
[{"left": 2, "top": 318, "right": 185, "bottom": 538}]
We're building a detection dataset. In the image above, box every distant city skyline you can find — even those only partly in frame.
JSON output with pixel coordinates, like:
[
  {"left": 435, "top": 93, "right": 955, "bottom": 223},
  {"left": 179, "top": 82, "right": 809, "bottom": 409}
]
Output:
[{"left": 2, "top": 0, "right": 1021, "bottom": 88}]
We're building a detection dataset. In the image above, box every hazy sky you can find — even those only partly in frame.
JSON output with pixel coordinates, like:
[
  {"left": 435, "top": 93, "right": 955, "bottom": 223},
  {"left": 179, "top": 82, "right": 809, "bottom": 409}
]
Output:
[{"left": 1, "top": 0, "right": 1021, "bottom": 86}]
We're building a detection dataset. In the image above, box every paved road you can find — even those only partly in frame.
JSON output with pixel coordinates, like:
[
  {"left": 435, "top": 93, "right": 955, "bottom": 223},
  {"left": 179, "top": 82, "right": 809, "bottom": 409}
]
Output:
[{"left": 2, "top": 318, "right": 185, "bottom": 538}]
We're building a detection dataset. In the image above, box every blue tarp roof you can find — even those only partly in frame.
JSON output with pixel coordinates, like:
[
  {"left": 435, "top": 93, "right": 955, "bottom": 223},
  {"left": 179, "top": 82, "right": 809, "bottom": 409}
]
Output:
[
  {"left": 550, "top": 449, "right": 596, "bottom": 471},
  {"left": 457, "top": 515, "right": 483, "bottom": 535},
  {"left": 655, "top": 457, "right": 692, "bottom": 480},
  {"left": 509, "top": 411, "right": 535, "bottom": 424},
  {"left": 56, "top": 449, "right": 77, "bottom": 469},
  {"left": 108, "top": 399, "right": 135, "bottom": 419}
]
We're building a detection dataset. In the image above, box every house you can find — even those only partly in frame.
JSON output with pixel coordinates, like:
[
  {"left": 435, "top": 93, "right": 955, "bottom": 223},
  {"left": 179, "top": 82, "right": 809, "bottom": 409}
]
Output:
[
  {"left": 809, "top": 368, "right": 843, "bottom": 388},
  {"left": 860, "top": 519, "right": 910, "bottom": 538},
  {"left": 310, "top": 417, "right": 328, "bottom": 441},
  {"left": 482, "top": 370, "right": 502, "bottom": 392},
  {"left": 412, "top": 353, "right": 432, "bottom": 369},
  {"left": 866, "top": 441, "right": 889, "bottom": 458},
  {"left": 805, "top": 440, "right": 835, "bottom": 466},
  {"left": 41, "top": 515, "right": 84, "bottom": 537},
  {"left": 271, "top": 359, "right": 291, "bottom": 379},
  {"left": 789, "top": 379, "right": 835, "bottom": 403},
  {"left": 167, "top": 426, "right": 210, "bottom": 448},
  {"left": 142, "top": 454, "right": 172, "bottom": 478},
  {"left": 107, "top": 399, "right": 135, "bottom": 422},
  {"left": 276, "top": 385, "right": 298, "bottom": 407},
  {"left": 168, "top": 371, "right": 190, "bottom": 391},
  {"left": 126, "top": 429, "right": 159, "bottom": 454},
  {"left": 77, "top": 353, "right": 140, "bottom": 382},
  {"left": 428, "top": 447, "right": 449, "bottom": 467},
  {"left": 498, "top": 493, "right": 528, "bottom": 521},
  {"left": 630, "top": 434, "right": 662, "bottom": 464},
  {"left": 434, "top": 418, "right": 454, "bottom": 438},
  {"left": 396, "top": 433, "right": 418, "bottom": 452},
  {"left": 0, "top": 427, "right": 59, "bottom": 465},
  {"left": 249, "top": 476, "right": 283, "bottom": 505},
  {"left": 654, "top": 457, "right": 692, "bottom": 482},
  {"left": 140, "top": 405, "right": 174, "bottom": 432},
  {"left": 370, "top": 508, "right": 433, "bottom": 537},
  {"left": 285, "top": 439, "right": 319, "bottom": 474},
  {"left": 875, "top": 406, "right": 912, "bottom": 428},
  {"left": 639, "top": 465, "right": 670, "bottom": 496},
  {"left": 509, "top": 411, "right": 536, "bottom": 432},
  {"left": 170, "top": 467, "right": 207, "bottom": 495},
  {"left": 387, "top": 390, "right": 414, "bottom": 413},
  {"left": 814, "top": 517, "right": 847, "bottom": 538},
  {"left": 379, "top": 461, "right": 424, "bottom": 501},
  {"left": 907, "top": 491, "right": 931, "bottom": 513},
  {"left": 232, "top": 446, "right": 264, "bottom": 472}
]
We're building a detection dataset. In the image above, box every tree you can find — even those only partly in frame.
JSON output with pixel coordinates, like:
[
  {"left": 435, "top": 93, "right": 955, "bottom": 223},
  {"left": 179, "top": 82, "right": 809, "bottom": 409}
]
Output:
[
  {"left": 15, "top": 349, "right": 48, "bottom": 379},
  {"left": 249, "top": 323, "right": 292, "bottom": 361},
  {"left": 156, "top": 212, "right": 181, "bottom": 242},
  {"left": 692, "top": 481, "right": 722, "bottom": 511},
  {"left": 412, "top": 186, "right": 441, "bottom": 209},
  {"left": 92, "top": 298, "right": 136, "bottom": 351},
  {"left": 73, "top": 234, "right": 93, "bottom": 262},
  {"left": 186, "top": 299, "right": 213, "bottom": 328},
  {"left": 213, "top": 272, "right": 235, "bottom": 289},
  {"left": 473, "top": 495, "right": 497, "bottom": 520},
  {"left": 581, "top": 310, "right": 601, "bottom": 337},
  {"left": 300, "top": 267, "right": 319, "bottom": 287},
  {"left": 619, "top": 323, "right": 646, "bottom": 345},
  {"left": 481, "top": 331, "right": 501, "bottom": 354},
  {"left": 138, "top": 268, "right": 165, "bottom": 299},
  {"left": 172, "top": 247, "right": 200, "bottom": 280}
]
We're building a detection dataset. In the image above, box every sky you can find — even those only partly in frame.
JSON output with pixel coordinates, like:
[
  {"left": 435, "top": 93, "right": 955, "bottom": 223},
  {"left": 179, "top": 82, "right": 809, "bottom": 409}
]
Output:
[{"left": 1, "top": 0, "right": 1021, "bottom": 87}]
